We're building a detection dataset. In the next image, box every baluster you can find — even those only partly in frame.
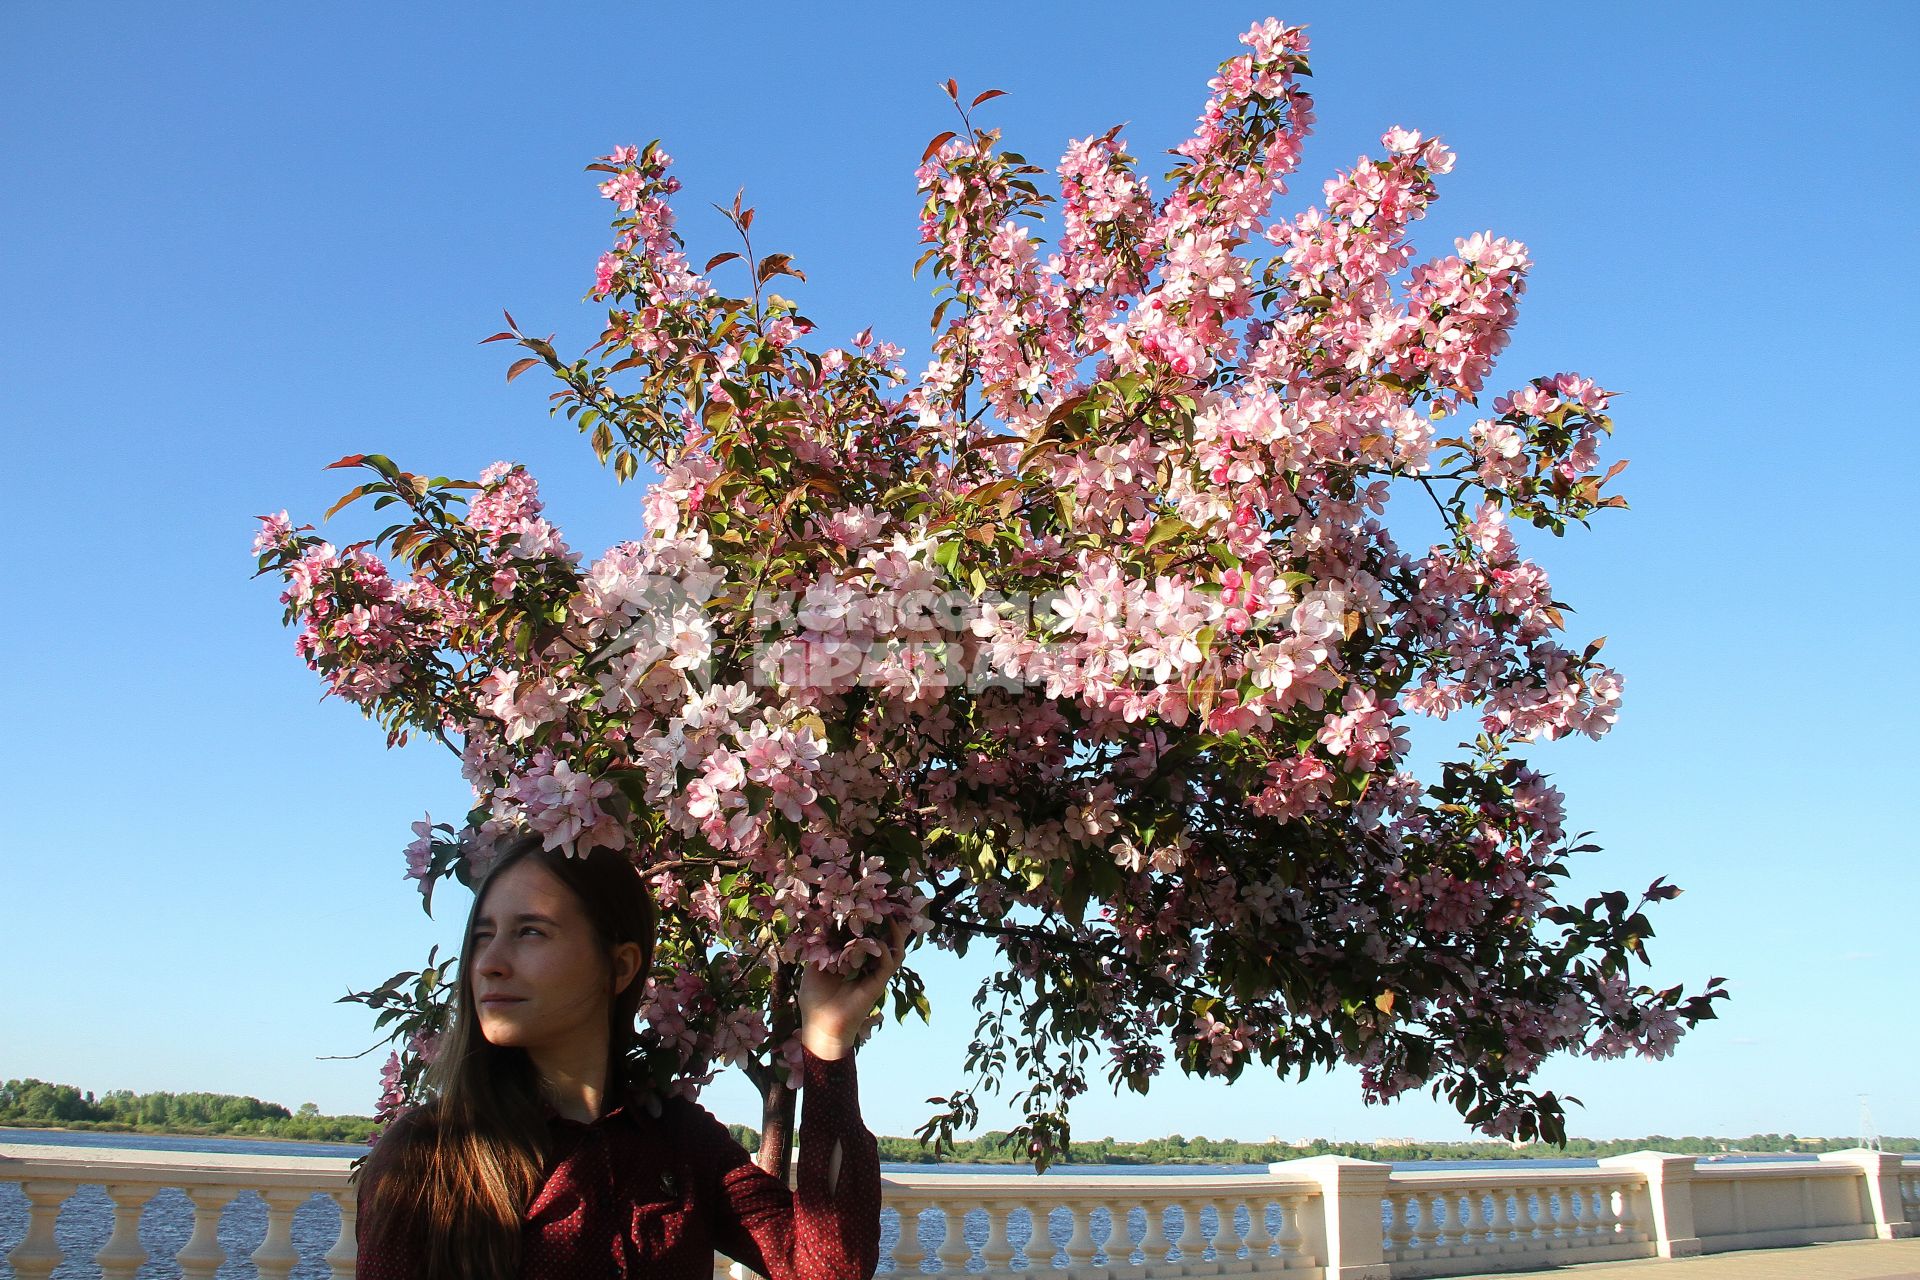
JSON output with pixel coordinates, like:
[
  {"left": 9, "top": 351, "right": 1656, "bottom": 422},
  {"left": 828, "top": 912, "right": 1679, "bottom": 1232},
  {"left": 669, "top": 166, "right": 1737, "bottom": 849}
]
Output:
[
  {"left": 893, "top": 1200, "right": 931, "bottom": 1276},
  {"left": 1439, "top": 1192, "right": 1461, "bottom": 1252},
  {"left": 1506, "top": 1190, "right": 1528, "bottom": 1245},
  {"left": 1384, "top": 1192, "right": 1415, "bottom": 1257},
  {"left": 1444, "top": 1192, "right": 1469, "bottom": 1252},
  {"left": 1170, "top": 1199, "right": 1203, "bottom": 1262},
  {"left": 1527, "top": 1188, "right": 1549, "bottom": 1243},
  {"left": 1093, "top": 1201, "right": 1124, "bottom": 1267},
  {"left": 1480, "top": 1191, "right": 1503, "bottom": 1248},
  {"left": 1528, "top": 1189, "right": 1559, "bottom": 1243},
  {"left": 1113, "top": 1202, "right": 1143, "bottom": 1266},
  {"left": 97, "top": 1182, "right": 152, "bottom": 1280},
  {"left": 1466, "top": 1191, "right": 1494, "bottom": 1253},
  {"left": 253, "top": 1188, "right": 308, "bottom": 1280},
  {"left": 1275, "top": 1194, "right": 1307, "bottom": 1265},
  {"left": 1594, "top": 1184, "right": 1613, "bottom": 1237},
  {"left": 979, "top": 1202, "right": 1017, "bottom": 1275},
  {"left": 1203, "top": 1197, "right": 1228, "bottom": 1261},
  {"left": 1614, "top": 1183, "right": 1644, "bottom": 1244},
  {"left": 327, "top": 1188, "right": 358, "bottom": 1278},
  {"left": 1501, "top": 1189, "right": 1525, "bottom": 1248},
  {"left": 1470, "top": 1191, "right": 1496, "bottom": 1249},
  {"left": 1010, "top": 1205, "right": 1038, "bottom": 1271},
  {"left": 1228, "top": 1205, "right": 1259, "bottom": 1258},
  {"left": 174, "top": 1186, "right": 232, "bottom": 1280},
  {"left": 935, "top": 1203, "right": 973, "bottom": 1274},
  {"left": 1241, "top": 1198, "right": 1272, "bottom": 1261},
  {"left": 8, "top": 1179, "right": 74, "bottom": 1280},
  {"left": 1138, "top": 1198, "right": 1172, "bottom": 1264},
  {"left": 1568, "top": 1185, "right": 1592, "bottom": 1238},
  {"left": 1548, "top": 1185, "right": 1571, "bottom": 1243},
  {"left": 1063, "top": 1202, "right": 1100, "bottom": 1271}
]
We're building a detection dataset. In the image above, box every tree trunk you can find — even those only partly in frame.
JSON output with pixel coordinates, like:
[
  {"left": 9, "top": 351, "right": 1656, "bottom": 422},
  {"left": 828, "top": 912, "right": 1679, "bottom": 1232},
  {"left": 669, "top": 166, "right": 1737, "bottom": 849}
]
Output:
[
  {"left": 751, "top": 961, "right": 801, "bottom": 1185},
  {"left": 755, "top": 1076, "right": 798, "bottom": 1185}
]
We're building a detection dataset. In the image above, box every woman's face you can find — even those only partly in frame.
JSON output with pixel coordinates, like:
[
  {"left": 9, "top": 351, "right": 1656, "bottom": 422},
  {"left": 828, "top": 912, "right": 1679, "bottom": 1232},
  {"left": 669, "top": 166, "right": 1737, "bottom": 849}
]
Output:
[{"left": 468, "top": 858, "right": 621, "bottom": 1056}]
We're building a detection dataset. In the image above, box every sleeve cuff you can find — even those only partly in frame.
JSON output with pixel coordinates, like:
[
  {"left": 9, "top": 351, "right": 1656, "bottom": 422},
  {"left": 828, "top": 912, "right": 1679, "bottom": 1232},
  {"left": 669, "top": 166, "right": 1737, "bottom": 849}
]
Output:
[{"left": 800, "top": 1043, "right": 857, "bottom": 1095}]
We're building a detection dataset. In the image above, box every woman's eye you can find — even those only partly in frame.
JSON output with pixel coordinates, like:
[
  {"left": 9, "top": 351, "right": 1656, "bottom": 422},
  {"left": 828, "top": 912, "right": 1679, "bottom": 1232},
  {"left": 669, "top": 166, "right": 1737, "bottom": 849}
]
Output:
[{"left": 519, "top": 926, "right": 544, "bottom": 937}]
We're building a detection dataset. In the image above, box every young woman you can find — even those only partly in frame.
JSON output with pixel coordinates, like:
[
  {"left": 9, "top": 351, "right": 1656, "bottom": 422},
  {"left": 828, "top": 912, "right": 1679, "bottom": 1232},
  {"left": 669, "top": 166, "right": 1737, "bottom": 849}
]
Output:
[{"left": 353, "top": 832, "right": 905, "bottom": 1280}]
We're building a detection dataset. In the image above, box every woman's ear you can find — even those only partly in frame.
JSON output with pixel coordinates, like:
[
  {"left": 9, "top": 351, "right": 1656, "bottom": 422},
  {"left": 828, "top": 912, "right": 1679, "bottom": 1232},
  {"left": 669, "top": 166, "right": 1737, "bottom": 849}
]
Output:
[{"left": 610, "top": 941, "right": 645, "bottom": 997}]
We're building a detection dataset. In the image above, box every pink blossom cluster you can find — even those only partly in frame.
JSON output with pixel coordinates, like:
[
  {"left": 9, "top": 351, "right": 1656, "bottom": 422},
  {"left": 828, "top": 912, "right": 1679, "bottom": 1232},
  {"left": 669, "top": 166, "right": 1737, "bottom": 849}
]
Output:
[{"left": 261, "top": 17, "right": 1718, "bottom": 1149}]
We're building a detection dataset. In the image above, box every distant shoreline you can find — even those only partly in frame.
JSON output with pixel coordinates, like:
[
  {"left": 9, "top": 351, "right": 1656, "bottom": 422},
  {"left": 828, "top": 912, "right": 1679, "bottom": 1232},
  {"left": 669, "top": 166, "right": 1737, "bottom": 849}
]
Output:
[
  {"left": 0, "top": 1120, "right": 369, "bottom": 1148},
  {"left": 7, "top": 1120, "right": 1914, "bottom": 1166}
]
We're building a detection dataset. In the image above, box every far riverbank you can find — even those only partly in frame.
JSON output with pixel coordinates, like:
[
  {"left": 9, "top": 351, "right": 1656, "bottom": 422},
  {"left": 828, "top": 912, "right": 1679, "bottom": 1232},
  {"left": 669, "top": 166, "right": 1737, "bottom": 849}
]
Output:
[{"left": 7, "top": 1127, "right": 1912, "bottom": 1172}]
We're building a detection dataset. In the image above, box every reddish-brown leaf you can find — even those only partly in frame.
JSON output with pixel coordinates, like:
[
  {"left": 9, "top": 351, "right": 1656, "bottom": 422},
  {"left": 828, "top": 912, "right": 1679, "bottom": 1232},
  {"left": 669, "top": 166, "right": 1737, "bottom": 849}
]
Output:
[
  {"left": 757, "top": 253, "right": 805, "bottom": 285},
  {"left": 705, "top": 251, "right": 742, "bottom": 272},
  {"left": 325, "top": 454, "right": 368, "bottom": 470},
  {"left": 323, "top": 484, "right": 377, "bottom": 520},
  {"left": 506, "top": 357, "right": 539, "bottom": 382},
  {"left": 478, "top": 331, "right": 516, "bottom": 344},
  {"left": 944, "top": 77, "right": 958, "bottom": 101},
  {"left": 923, "top": 131, "right": 957, "bottom": 163},
  {"left": 970, "top": 89, "right": 1006, "bottom": 108},
  {"left": 502, "top": 309, "right": 519, "bottom": 331}
]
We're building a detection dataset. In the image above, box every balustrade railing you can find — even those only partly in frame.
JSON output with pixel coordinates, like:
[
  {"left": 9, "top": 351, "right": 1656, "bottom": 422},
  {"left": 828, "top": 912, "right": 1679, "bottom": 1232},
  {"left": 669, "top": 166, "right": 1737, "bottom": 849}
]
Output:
[
  {"left": 3, "top": 1142, "right": 1914, "bottom": 1279},
  {"left": 1378, "top": 1169, "right": 1650, "bottom": 1274},
  {"left": 0, "top": 1146, "right": 353, "bottom": 1279},
  {"left": 874, "top": 1172, "right": 1319, "bottom": 1276}
]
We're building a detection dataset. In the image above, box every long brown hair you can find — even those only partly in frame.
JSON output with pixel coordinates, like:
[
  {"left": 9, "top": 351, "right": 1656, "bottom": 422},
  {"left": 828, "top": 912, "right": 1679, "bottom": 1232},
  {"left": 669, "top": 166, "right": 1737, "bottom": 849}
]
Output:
[{"left": 352, "top": 834, "right": 657, "bottom": 1280}]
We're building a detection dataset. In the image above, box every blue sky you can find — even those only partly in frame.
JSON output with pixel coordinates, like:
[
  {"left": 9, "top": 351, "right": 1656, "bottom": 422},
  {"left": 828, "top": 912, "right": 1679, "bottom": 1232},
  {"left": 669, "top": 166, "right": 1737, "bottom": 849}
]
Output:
[{"left": 3, "top": 2, "right": 1915, "bottom": 1148}]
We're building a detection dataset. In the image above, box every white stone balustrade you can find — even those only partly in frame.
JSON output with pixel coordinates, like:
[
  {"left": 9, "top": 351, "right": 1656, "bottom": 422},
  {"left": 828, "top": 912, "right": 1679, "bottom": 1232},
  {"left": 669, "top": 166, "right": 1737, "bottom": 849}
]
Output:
[
  {"left": 876, "top": 1171, "right": 1321, "bottom": 1277},
  {"left": 3, "top": 1141, "right": 1913, "bottom": 1279},
  {"left": 0, "top": 1144, "right": 356, "bottom": 1279}
]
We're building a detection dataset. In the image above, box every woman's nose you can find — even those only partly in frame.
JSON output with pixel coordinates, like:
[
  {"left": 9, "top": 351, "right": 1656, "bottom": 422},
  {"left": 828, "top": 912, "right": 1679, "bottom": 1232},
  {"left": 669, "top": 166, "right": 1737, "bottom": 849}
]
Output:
[{"left": 476, "top": 938, "right": 509, "bottom": 977}]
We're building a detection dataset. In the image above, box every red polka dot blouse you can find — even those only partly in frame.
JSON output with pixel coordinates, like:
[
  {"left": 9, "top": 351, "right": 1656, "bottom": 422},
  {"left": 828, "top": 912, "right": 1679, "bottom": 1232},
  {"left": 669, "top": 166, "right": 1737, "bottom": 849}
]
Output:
[{"left": 354, "top": 1047, "right": 881, "bottom": 1280}]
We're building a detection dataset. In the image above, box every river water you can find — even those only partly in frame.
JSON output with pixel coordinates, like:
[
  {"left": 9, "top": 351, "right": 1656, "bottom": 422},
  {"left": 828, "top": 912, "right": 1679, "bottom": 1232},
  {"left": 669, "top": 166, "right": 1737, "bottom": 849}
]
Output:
[{"left": 0, "top": 1128, "right": 1865, "bottom": 1279}]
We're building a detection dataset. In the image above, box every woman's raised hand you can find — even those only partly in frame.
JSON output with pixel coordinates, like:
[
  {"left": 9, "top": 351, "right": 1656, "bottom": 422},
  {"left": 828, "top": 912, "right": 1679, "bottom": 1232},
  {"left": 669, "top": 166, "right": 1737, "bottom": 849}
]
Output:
[{"left": 795, "top": 918, "right": 910, "bottom": 1060}]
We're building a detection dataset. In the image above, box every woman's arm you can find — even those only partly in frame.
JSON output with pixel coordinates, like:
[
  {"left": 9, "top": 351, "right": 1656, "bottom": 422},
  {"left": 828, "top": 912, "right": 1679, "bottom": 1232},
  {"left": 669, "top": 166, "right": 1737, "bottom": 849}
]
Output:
[
  {"left": 696, "top": 1046, "right": 883, "bottom": 1280},
  {"left": 700, "top": 925, "right": 905, "bottom": 1280}
]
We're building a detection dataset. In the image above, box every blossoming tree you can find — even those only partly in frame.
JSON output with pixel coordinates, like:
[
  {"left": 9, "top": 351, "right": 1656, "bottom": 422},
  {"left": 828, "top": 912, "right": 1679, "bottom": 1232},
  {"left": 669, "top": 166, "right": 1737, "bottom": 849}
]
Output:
[{"left": 256, "top": 18, "right": 1723, "bottom": 1174}]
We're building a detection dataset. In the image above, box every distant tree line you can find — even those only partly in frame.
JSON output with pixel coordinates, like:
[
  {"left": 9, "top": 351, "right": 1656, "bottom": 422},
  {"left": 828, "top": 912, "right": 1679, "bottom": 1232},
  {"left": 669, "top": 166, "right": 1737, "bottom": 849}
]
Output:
[
  {"left": 0, "top": 1079, "right": 377, "bottom": 1143},
  {"left": 7, "top": 1078, "right": 1913, "bottom": 1162},
  {"left": 850, "top": 1131, "right": 1919, "bottom": 1165}
]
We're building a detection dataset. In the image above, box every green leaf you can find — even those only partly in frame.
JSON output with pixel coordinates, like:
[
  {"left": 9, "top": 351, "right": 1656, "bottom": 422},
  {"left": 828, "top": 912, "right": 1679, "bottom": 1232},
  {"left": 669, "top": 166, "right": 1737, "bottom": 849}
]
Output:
[{"left": 1143, "top": 516, "right": 1189, "bottom": 553}]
